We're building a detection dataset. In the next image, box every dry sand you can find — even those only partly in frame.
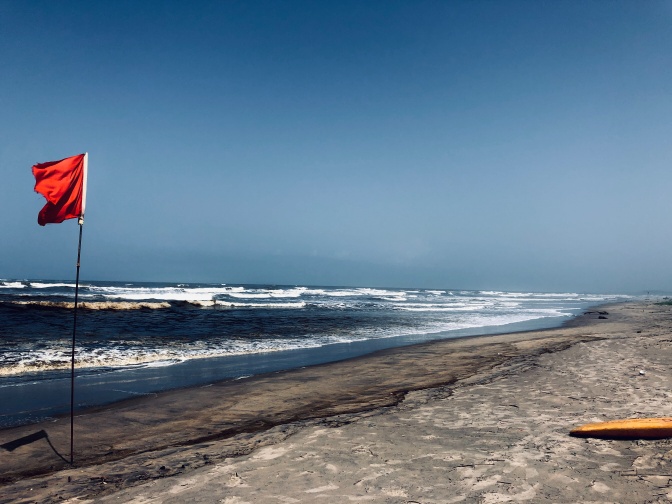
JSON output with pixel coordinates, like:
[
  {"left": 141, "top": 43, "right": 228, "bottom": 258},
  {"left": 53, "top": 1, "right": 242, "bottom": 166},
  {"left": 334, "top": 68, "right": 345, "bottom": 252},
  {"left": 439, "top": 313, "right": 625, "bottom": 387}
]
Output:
[{"left": 2, "top": 301, "right": 672, "bottom": 503}]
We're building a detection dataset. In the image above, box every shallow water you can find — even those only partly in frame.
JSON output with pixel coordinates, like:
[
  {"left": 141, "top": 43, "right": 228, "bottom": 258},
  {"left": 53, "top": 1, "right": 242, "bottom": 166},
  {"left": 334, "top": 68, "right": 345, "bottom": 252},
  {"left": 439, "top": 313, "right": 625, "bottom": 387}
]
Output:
[{"left": 0, "top": 279, "right": 631, "bottom": 427}]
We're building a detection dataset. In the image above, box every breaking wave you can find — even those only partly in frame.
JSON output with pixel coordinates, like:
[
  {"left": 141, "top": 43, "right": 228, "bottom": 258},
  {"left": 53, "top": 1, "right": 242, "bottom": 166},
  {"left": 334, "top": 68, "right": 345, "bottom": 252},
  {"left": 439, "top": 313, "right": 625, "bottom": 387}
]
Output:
[
  {"left": 0, "top": 279, "right": 634, "bottom": 380},
  {"left": 7, "top": 299, "right": 307, "bottom": 310},
  {"left": 10, "top": 300, "right": 172, "bottom": 310}
]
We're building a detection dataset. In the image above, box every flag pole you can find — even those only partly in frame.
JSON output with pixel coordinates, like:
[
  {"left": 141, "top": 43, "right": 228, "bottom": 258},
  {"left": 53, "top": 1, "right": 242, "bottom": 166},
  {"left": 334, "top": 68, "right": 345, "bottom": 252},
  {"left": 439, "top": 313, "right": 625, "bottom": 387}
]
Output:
[
  {"left": 70, "top": 219, "right": 83, "bottom": 465},
  {"left": 32, "top": 151, "right": 88, "bottom": 465},
  {"left": 69, "top": 152, "right": 87, "bottom": 466}
]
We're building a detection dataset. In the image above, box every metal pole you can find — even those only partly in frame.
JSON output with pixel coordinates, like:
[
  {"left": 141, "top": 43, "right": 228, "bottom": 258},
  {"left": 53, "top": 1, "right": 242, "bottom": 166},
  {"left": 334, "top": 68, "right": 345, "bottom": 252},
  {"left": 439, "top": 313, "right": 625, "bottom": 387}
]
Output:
[{"left": 70, "top": 219, "right": 84, "bottom": 465}]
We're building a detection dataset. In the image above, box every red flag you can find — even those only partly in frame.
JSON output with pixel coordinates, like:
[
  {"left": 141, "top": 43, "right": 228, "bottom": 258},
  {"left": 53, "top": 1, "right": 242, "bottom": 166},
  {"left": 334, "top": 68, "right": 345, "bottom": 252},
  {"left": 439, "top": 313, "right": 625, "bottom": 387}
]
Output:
[{"left": 32, "top": 153, "right": 88, "bottom": 226}]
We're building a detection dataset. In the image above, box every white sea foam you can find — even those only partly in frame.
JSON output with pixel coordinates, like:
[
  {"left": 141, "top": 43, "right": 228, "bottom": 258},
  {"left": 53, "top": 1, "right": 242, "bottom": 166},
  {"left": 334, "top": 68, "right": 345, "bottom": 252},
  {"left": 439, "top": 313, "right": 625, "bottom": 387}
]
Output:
[
  {"left": 18, "top": 282, "right": 511, "bottom": 308},
  {"left": 190, "top": 300, "right": 307, "bottom": 309},
  {"left": 245, "top": 301, "right": 307, "bottom": 309},
  {"left": 0, "top": 336, "right": 331, "bottom": 377},
  {"left": 86, "top": 284, "right": 242, "bottom": 302},
  {"left": 0, "top": 281, "right": 25, "bottom": 289},
  {"left": 227, "top": 292, "right": 273, "bottom": 299},
  {"left": 356, "top": 288, "right": 407, "bottom": 298},
  {"left": 479, "top": 291, "right": 582, "bottom": 299},
  {"left": 311, "top": 289, "right": 354, "bottom": 297},
  {"left": 29, "top": 282, "right": 79, "bottom": 289},
  {"left": 271, "top": 287, "right": 308, "bottom": 297},
  {"left": 141, "top": 359, "right": 185, "bottom": 368},
  {"left": 394, "top": 303, "right": 490, "bottom": 312},
  {"left": 79, "top": 283, "right": 421, "bottom": 305}
]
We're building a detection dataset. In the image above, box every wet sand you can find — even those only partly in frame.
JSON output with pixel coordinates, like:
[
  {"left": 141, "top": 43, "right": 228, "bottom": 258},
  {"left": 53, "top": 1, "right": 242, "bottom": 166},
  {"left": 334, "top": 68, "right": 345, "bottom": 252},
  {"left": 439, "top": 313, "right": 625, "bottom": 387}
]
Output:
[{"left": 2, "top": 301, "right": 672, "bottom": 503}]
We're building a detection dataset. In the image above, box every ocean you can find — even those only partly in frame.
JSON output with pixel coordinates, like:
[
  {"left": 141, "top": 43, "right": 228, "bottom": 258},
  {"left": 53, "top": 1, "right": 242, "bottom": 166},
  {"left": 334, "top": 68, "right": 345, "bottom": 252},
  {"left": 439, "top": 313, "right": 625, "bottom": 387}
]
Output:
[{"left": 0, "top": 280, "right": 630, "bottom": 428}]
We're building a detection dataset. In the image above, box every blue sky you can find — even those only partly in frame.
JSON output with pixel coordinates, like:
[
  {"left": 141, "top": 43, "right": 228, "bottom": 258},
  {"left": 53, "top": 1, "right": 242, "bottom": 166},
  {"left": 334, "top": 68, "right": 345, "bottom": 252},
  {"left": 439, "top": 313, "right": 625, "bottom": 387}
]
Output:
[{"left": 1, "top": 0, "right": 671, "bottom": 293}]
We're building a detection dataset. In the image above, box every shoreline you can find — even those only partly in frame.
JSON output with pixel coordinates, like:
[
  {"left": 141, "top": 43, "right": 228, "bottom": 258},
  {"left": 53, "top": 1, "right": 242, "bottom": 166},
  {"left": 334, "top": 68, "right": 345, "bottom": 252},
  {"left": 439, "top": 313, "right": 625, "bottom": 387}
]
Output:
[
  {"left": 3, "top": 300, "right": 671, "bottom": 502},
  {"left": 1, "top": 303, "right": 595, "bottom": 429}
]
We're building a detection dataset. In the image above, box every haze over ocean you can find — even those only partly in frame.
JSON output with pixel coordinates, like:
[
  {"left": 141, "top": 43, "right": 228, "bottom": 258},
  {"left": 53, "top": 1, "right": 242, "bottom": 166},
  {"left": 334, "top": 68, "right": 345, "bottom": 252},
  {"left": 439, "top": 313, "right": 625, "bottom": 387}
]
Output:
[{"left": 2, "top": 1, "right": 672, "bottom": 292}]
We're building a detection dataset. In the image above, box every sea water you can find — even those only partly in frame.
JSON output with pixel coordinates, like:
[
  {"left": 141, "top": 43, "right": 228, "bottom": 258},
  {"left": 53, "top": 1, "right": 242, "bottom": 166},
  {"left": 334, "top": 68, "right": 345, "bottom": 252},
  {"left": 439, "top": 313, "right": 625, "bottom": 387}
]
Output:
[{"left": 0, "top": 280, "right": 631, "bottom": 427}]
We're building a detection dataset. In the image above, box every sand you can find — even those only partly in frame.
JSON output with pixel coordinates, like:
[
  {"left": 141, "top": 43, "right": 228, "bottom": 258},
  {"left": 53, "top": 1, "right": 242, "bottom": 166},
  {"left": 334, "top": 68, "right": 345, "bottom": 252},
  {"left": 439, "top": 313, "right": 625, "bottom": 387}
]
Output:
[{"left": 2, "top": 301, "right": 672, "bottom": 503}]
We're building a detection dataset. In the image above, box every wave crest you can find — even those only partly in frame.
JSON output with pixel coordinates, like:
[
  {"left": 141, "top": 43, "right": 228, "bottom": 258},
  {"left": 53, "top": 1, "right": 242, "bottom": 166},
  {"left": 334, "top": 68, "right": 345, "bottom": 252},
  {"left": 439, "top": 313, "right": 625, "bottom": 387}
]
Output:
[{"left": 11, "top": 300, "right": 171, "bottom": 310}]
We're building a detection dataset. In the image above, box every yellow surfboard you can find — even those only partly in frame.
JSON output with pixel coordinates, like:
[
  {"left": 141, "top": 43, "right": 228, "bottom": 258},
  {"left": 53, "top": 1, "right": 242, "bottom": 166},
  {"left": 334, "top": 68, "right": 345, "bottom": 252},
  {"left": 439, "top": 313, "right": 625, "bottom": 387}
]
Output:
[{"left": 570, "top": 417, "right": 672, "bottom": 439}]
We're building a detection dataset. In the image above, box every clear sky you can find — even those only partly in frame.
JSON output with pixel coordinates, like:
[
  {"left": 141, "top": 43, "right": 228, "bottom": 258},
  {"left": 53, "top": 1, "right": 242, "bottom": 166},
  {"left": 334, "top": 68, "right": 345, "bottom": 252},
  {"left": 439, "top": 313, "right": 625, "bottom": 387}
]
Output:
[{"left": 1, "top": 0, "right": 671, "bottom": 293}]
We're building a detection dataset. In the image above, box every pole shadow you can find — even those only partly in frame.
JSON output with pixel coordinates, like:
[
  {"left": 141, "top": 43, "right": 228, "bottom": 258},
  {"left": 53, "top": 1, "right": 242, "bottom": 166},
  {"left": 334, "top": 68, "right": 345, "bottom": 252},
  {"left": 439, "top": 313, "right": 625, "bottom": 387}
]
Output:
[{"left": 1, "top": 429, "right": 70, "bottom": 464}]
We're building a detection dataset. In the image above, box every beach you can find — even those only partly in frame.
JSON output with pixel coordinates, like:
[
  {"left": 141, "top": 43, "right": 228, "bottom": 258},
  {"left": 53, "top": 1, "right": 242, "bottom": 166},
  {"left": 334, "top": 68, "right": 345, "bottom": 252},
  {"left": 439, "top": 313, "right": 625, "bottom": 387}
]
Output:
[{"left": 2, "top": 301, "right": 672, "bottom": 503}]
